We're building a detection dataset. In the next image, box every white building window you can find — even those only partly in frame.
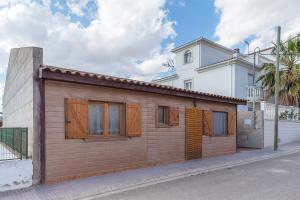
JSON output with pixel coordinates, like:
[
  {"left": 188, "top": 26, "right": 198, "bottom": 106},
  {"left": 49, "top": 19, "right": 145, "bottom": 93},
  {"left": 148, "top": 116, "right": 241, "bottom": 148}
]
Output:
[
  {"left": 184, "top": 50, "right": 192, "bottom": 63},
  {"left": 184, "top": 79, "right": 193, "bottom": 90},
  {"left": 248, "top": 74, "right": 254, "bottom": 86}
]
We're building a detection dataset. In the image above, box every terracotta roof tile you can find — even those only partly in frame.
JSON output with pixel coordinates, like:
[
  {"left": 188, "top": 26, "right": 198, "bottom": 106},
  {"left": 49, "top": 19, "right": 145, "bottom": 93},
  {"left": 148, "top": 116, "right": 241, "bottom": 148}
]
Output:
[{"left": 40, "top": 65, "right": 246, "bottom": 104}]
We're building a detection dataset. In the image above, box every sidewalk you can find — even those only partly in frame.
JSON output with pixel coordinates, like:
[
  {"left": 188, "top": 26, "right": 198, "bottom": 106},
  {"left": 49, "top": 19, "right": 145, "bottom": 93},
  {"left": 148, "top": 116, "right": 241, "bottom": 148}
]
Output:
[{"left": 2, "top": 142, "right": 300, "bottom": 200}]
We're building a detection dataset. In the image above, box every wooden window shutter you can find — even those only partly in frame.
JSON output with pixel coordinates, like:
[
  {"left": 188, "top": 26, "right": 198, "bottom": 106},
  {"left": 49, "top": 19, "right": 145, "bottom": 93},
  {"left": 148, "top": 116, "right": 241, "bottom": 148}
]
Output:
[
  {"left": 203, "top": 110, "right": 212, "bottom": 136},
  {"left": 228, "top": 112, "right": 235, "bottom": 136},
  {"left": 126, "top": 103, "right": 142, "bottom": 137},
  {"left": 65, "top": 98, "right": 88, "bottom": 139},
  {"left": 169, "top": 107, "right": 179, "bottom": 126}
]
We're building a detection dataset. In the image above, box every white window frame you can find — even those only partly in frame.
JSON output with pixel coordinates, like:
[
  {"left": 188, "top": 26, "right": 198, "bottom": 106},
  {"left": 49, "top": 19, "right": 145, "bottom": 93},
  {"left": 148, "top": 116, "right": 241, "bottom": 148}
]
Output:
[
  {"left": 184, "top": 50, "right": 193, "bottom": 64},
  {"left": 248, "top": 73, "right": 254, "bottom": 86},
  {"left": 184, "top": 79, "right": 193, "bottom": 90}
]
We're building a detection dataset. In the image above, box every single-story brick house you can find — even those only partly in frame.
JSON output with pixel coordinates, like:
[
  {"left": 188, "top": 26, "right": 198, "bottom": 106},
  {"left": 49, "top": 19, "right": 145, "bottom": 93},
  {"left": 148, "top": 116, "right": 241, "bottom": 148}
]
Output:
[{"left": 3, "top": 47, "right": 246, "bottom": 184}]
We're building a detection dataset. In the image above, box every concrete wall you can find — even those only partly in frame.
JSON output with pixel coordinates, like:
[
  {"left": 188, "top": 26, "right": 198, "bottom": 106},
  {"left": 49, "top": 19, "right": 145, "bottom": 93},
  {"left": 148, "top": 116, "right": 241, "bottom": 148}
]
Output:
[
  {"left": 237, "top": 111, "right": 264, "bottom": 148},
  {"left": 264, "top": 120, "right": 300, "bottom": 147},
  {"left": 2, "top": 47, "right": 43, "bottom": 184},
  {"left": 44, "top": 80, "right": 237, "bottom": 183}
]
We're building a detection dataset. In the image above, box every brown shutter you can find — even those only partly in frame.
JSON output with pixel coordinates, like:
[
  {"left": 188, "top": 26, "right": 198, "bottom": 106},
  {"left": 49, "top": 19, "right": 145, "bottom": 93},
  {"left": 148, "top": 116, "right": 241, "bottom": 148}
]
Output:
[
  {"left": 126, "top": 103, "right": 142, "bottom": 137},
  {"left": 169, "top": 107, "right": 179, "bottom": 126},
  {"left": 65, "top": 98, "right": 88, "bottom": 139},
  {"left": 228, "top": 112, "right": 235, "bottom": 136},
  {"left": 185, "top": 108, "right": 203, "bottom": 160},
  {"left": 203, "top": 110, "right": 212, "bottom": 136}
]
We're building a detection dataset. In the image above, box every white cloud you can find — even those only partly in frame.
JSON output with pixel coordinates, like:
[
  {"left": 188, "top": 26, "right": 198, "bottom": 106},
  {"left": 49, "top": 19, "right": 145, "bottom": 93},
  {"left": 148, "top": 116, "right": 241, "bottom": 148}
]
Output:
[
  {"left": 66, "top": 0, "right": 92, "bottom": 16},
  {"left": 0, "top": 0, "right": 175, "bottom": 81},
  {"left": 214, "top": 0, "right": 300, "bottom": 50}
]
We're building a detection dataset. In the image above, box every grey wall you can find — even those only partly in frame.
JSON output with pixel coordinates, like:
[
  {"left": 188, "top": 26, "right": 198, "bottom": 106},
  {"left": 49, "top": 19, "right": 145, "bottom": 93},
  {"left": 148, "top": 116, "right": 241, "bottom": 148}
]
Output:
[
  {"left": 200, "top": 43, "right": 232, "bottom": 67},
  {"left": 237, "top": 111, "right": 264, "bottom": 148},
  {"left": 2, "top": 47, "right": 43, "bottom": 184}
]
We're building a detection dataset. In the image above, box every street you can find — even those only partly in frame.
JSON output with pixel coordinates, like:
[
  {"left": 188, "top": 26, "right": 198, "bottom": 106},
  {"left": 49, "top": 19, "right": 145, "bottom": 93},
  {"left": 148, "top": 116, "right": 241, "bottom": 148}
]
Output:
[{"left": 95, "top": 152, "right": 300, "bottom": 200}]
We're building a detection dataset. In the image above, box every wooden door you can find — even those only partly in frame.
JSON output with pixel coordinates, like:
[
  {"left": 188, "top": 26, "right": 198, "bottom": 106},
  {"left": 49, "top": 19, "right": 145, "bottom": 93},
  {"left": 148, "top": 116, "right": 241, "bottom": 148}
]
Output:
[{"left": 185, "top": 107, "right": 203, "bottom": 160}]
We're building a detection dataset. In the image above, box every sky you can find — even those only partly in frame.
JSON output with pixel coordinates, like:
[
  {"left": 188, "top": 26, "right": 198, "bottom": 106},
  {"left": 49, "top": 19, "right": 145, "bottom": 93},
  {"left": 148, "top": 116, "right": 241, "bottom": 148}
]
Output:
[{"left": 0, "top": 0, "right": 300, "bottom": 108}]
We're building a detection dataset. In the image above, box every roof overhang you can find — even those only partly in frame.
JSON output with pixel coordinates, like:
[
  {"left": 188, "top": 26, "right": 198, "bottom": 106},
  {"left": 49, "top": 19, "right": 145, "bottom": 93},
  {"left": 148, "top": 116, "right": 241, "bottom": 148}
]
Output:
[
  {"left": 40, "top": 65, "right": 246, "bottom": 105},
  {"left": 171, "top": 37, "right": 234, "bottom": 54},
  {"left": 196, "top": 57, "right": 257, "bottom": 72}
]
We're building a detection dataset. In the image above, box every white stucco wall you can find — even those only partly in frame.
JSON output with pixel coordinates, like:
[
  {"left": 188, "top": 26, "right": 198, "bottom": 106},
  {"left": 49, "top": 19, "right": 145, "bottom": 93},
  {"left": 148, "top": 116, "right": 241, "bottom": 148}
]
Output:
[
  {"left": 200, "top": 42, "right": 232, "bottom": 67},
  {"left": 195, "top": 64, "right": 234, "bottom": 96},
  {"left": 175, "top": 45, "right": 200, "bottom": 71},
  {"left": 264, "top": 120, "right": 300, "bottom": 147},
  {"left": 234, "top": 64, "right": 255, "bottom": 99}
]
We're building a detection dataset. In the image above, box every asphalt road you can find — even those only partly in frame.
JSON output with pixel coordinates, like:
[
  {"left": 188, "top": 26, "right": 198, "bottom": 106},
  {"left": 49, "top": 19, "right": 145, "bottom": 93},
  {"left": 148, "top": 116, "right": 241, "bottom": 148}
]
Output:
[{"left": 94, "top": 152, "right": 300, "bottom": 200}]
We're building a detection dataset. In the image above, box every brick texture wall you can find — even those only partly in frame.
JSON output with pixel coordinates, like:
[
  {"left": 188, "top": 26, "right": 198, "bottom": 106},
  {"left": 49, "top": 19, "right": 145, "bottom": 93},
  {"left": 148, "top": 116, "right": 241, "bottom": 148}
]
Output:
[{"left": 44, "top": 80, "right": 236, "bottom": 183}]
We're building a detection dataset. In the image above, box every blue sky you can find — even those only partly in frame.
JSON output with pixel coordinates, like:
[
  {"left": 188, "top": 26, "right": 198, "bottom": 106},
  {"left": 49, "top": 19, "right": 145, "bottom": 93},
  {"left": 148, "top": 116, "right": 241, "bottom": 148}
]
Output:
[
  {"left": 0, "top": 0, "right": 299, "bottom": 107},
  {"left": 165, "top": 0, "right": 220, "bottom": 48}
]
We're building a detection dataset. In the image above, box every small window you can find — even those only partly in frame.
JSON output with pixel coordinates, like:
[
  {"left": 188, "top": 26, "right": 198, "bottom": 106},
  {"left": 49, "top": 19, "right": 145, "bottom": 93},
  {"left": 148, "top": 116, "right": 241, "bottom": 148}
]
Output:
[
  {"left": 248, "top": 74, "right": 254, "bottom": 86},
  {"left": 212, "top": 112, "right": 228, "bottom": 136},
  {"left": 108, "top": 104, "right": 121, "bottom": 135},
  {"left": 184, "top": 79, "right": 193, "bottom": 90},
  {"left": 88, "top": 102, "right": 124, "bottom": 136},
  {"left": 158, "top": 106, "right": 169, "bottom": 126},
  {"left": 184, "top": 50, "right": 192, "bottom": 63},
  {"left": 88, "top": 103, "right": 104, "bottom": 135}
]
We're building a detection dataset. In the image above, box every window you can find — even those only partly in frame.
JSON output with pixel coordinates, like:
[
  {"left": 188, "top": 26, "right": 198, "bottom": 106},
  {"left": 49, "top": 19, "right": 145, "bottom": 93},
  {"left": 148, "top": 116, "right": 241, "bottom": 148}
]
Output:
[
  {"left": 212, "top": 112, "right": 228, "bottom": 136},
  {"left": 88, "top": 102, "right": 123, "bottom": 136},
  {"left": 88, "top": 103, "right": 104, "bottom": 135},
  {"left": 158, "top": 106, "right": 169, "bottom": 126},
  {"left": 184, "top": 50, "right": 192, "bottom": 63},
  {"left": 108, "top": 104, "right": 121, "bottom": 135},
  {"left": 248, "top": 74, "right": 254, "bottom": 86},
  {"left": 184, "top": 79, "right": 193, "bottom": 90}
]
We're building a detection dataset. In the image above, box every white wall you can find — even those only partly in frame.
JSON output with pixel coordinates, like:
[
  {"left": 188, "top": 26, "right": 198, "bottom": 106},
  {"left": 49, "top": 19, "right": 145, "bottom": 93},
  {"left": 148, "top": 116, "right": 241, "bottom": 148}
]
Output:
[
  {"left": 200, "top": 42, "right": 232, "bottom": 67},
  {"left": 264, "top": 120, "right": 300, "bottom": 147},
  {"left": 175, "top": 45, "right": 200, "bottom": 71},
  {"left": 195, "top": 64, "right": 234, "bottom": 96},
  {"left": 234, "top": 64, "right": 254, "bottom": 99}
]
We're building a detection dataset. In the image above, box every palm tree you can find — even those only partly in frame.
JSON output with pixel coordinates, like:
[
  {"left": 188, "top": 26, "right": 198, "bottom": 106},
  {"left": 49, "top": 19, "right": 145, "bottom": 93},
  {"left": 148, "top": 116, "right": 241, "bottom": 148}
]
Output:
[{"left": 257, "top": 36, "right": 300, "bottom": 106}]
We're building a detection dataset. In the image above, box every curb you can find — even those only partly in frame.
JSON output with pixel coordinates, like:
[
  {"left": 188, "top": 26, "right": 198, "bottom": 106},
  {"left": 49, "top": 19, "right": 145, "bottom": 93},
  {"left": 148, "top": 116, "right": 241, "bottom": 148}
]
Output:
[{"left": 75, "top": 148, "right": 300, "bottom": 200}]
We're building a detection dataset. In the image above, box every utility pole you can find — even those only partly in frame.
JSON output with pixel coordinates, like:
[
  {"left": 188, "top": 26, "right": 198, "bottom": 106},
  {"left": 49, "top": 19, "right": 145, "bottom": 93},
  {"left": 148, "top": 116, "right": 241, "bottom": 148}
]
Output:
[{"left": 274, "top": 26, "right": 281, "bottom": 151}]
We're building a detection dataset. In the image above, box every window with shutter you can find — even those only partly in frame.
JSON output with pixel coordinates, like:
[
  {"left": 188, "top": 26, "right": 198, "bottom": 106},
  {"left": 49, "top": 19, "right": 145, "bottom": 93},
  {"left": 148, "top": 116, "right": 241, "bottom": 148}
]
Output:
[
  {"left": 126, "top": 104, "right": 142, "bottom": 137},
  {"left": 65, "top": 98, "right": 88, "bottom": 139},
  {"left": 88, "top": 101, "right": 124, "bottom": 137},
  {"left": 203, "top": 110, "right": 212, "bottom": 136},
  {"left": 227, "top": 112, "right": 235, "bottom": 136},
  {"left": 212, "top": 112, "right": 228, "bottom": 136},
  {"left": 157, "top": 106, "right": 169, "bottom": 126},
  {"left": 169, "top": 107, "right": 179, "bottom": 126}
]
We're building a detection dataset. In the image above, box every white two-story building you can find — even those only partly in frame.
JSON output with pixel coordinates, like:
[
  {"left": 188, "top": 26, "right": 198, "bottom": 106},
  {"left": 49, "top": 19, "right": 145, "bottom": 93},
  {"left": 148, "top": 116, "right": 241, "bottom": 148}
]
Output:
[{"left": 152, "top": 37, "right": 273, "bottom": 110}]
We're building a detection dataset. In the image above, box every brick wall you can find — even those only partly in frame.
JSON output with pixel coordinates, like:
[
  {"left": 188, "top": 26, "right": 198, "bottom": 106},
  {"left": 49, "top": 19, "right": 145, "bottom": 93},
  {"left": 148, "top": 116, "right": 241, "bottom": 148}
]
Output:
[{"left": 44, "top": 80, "right": 237, "bottom": 183}]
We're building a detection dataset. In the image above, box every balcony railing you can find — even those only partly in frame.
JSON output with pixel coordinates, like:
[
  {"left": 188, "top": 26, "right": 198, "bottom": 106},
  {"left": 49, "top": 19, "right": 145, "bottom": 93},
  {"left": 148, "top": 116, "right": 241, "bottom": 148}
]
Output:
[{"left": 246, "top": 86, "right": 263, "bottom": 101}]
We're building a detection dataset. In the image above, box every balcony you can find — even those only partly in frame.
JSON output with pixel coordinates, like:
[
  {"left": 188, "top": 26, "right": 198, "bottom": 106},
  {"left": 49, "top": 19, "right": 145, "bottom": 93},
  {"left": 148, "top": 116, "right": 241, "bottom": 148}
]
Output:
[{"left": 246, "top": 86, "right": 263, "bottom": 101}]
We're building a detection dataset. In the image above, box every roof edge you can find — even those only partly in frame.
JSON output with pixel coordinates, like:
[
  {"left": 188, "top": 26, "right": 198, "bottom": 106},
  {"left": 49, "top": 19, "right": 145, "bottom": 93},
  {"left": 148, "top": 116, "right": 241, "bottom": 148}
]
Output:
[{"left": 40, "top": 65, "right": 246, "bottom": 105}]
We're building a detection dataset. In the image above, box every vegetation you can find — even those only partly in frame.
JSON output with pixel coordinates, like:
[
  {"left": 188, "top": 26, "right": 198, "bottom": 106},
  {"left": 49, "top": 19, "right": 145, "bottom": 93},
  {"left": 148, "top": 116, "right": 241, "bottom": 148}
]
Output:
[{"left": 257, "top": 36, "right": 300, "bottom": 106}]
